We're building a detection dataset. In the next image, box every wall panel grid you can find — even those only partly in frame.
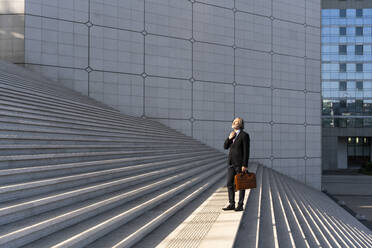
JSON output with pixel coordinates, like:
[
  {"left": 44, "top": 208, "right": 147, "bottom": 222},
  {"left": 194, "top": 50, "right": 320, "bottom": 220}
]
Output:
[{"left": 13, "top": 0, "right": 322, "bottom": 189}]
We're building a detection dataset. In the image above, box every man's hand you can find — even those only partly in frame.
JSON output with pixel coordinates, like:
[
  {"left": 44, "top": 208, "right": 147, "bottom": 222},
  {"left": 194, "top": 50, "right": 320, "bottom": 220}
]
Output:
[
  {"left": 229, "top": 131, "right": 236, "bottom": 140},
  {"left": 241, "top": 166, "right": 246, "bottom": 173}
]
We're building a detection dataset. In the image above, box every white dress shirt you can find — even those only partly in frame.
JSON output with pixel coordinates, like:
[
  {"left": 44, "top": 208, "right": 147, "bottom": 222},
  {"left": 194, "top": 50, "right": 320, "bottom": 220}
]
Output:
[{"left": 233, "top": 129, "right": 241, "bottom": 143}]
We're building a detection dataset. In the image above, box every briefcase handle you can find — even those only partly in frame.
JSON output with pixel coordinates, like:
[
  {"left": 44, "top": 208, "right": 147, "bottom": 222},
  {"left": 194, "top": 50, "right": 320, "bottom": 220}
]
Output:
[{"left": 238, "top": 171, "right": 252, "bottom": 177}]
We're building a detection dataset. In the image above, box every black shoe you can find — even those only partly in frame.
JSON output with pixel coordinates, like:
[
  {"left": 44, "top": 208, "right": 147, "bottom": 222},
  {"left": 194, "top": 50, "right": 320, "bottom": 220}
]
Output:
[
  {"left": 235, "top": 204, "right": 244, "bottom": 211},
  {"left": 222, "top": 204, "right": 235, "bottom": 211}
]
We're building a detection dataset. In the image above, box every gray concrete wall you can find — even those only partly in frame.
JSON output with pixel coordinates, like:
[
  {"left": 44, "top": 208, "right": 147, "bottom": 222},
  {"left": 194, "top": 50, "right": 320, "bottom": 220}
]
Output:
[
  {"left": 9, "top": 0, "right": 322, "bottom": 189},
  {"left": 337, "top": 137, "right": 348, "bottom": 169},
  {"left": 322, "top": 134, "right": 337, "bottom": 170},
  {"left": 0, "top": 0, "right": 24, "bottom": 63}
]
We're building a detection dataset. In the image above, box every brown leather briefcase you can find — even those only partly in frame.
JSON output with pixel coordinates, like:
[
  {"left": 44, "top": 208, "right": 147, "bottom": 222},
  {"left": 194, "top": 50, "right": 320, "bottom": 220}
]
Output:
[{"left": 235, "top": 172, "right": 257, "bottom": 191}]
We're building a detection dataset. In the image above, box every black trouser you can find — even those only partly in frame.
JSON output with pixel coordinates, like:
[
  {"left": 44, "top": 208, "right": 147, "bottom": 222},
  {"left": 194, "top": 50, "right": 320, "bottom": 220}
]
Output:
[{"left": 227, "top": 166, "right": 245, "bottom": 205}]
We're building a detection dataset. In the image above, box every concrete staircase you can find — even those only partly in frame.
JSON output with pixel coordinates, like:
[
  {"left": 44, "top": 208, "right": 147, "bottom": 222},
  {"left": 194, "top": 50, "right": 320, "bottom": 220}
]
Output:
[
  {"left": 1, "top": 61, "right": 372, "bottom": 247},
  {"left": 0, "top": 61, "right": 227, "bottom": 248}
]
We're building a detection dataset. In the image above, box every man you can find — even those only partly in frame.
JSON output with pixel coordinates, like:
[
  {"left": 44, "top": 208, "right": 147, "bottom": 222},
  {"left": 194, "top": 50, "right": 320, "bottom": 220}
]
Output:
[{"left": 222, "top": 117, "right": 250, "bottom": 211}]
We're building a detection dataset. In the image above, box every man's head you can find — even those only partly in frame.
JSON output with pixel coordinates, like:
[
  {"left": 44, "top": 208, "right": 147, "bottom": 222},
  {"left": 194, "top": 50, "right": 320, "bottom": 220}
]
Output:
[{"left": 232, "top": 117, "right": 244, "bottom": 130}]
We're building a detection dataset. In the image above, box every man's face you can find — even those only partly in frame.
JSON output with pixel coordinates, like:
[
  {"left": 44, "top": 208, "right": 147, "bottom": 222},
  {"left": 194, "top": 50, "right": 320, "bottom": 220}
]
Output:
[{"left": 232, "top": 118, "right": 240, "bottom": 130}]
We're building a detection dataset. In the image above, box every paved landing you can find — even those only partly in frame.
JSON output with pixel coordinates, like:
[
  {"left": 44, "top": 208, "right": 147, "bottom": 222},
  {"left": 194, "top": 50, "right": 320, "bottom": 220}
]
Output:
[
  {"left": 322, "top": 174, "right": 372, "bottom": 195},
  {"left": 157, "top": 186, "right": 252, "bottom": 248}
]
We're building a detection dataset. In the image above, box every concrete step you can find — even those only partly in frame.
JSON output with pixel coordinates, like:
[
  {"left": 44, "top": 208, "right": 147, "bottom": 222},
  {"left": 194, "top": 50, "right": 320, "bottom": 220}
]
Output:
[
  {"left": 268, "top": 169, "right": 309, "bottom": 248},
  {"left": 87, "top": 169, "right": 226, "bottom": 248},
  {"left": 0, "top": 113, "right": 185, "bottom": 145},
  {"left": 0, "top": 67, "right": 115, "bottom": 110},
  {"left": 289, "top": 174, "right": 372, "bottom": 247},
  {"left": 0, "top": 148, "right": 211, "bottom": 170},
  {"left": 0, "top": 155, "right": 225, "bottom": 226},
  {"left": 0, "top": 113, "right": 187, "bottom": 140},
  {"left": 0, "top": 64, "right": 91, "bottom": 97},
  {"left": 276, "top": 172, "right": 326, "bottom": 247},
  {"left": 279, "top": 173, "right": 339, "bottom": 247},
  {"left": 0, "top": 73, "right": 116, "bottom": 112},
  {"left": 265, "top": 168, "right": 293, "bottom": 248},
  {"left": 0, "top": 86, "right": 167, "bottom": 131},
  {"left": 287, "top": 176, "right": 361, "bottom": 248},
  {"left": 293, "top": 176, "right": 364, "bottom": 247},
  {"left": 0, "top": 129, "right": 198, "bottom": 146},
  {"left": 0, "top": 147, "right": 213, "bottom": 169},
  {"left": 234, "top": 165, "right": 263, "bottom": 248},
  {"left": 0, "top": 88, "right": 127, "bottom": 121},
  {"left": 0, "top": 144, "right": 201, "bottom": 156},
  {"left": 0, "top": 119, "right": 195, "bottom": 142},
  {"left": 257, "top": 167, "right": 277, "bottom": 248},
  {"left": 0, "top": 80, "right": 168, "bottom": 131},
  {"left": 0, "top": 134, "right": 199, "bottom": 145},
  {"left": 0, "top": 152, "right": 223, "bottom": 185},
  {"left": 0, "top": 81, "right": 171, "bottom": 133},
  {"left": 298, "top": 179, "right": 372, "bottom": 246},
  {"left": 0, "top": 100, "right": 179, "bottom": 135},
  {"left": 0, "top": 160, "right": 225, "bottom": 248},
  {"left": 0, "top": 75, "right": 107, "bottom": 109},
  {"left": 23, "top": 174, "right": 223, "bottom": 248},
  {"left": 0, "top": 158, "right": 224, "bottom": 227},
  {"left": 25, "top": 163, "right": 226, "bottom": 248},
  {"left": 0, "top": 79, "right": 107, "bottom": 111}
]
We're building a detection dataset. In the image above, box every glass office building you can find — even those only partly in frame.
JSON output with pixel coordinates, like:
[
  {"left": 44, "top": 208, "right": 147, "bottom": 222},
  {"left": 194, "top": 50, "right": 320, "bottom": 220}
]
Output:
[
  {"left": 322, "top": 4, "right": 372, "bottom": 169},
  {"left": 322, "top": 8, "right": 372, "bottom": 128}
]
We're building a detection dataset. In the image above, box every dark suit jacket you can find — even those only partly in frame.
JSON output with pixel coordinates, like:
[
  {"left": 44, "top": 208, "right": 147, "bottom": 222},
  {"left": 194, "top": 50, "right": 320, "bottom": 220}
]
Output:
[{"left": 224, "top": 130, "right": 250, "bottom": 168}]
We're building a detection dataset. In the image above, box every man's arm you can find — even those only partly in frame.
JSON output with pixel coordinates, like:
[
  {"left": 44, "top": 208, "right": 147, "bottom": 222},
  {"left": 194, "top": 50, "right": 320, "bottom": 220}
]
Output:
[
  {"left": 224, "top": 131, "right": 236, "bottom": 149},
  {"left": 224, "top": 138, "right": 232, "bottom": 149},
  {"left": 242, "top": 133, "right": 250, "bottom": 167}
]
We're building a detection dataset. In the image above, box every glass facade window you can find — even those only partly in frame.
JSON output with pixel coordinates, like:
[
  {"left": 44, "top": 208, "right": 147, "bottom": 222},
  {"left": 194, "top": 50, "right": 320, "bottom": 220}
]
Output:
[
  {"left": 340, "top": 63, "right": 347, "bottom": 72},
  {"left": 355, "top": 119, "right": 364, "bottom": 128},
  {"left": 365, "top": 101, "right": 372, "bottom": 114},
  {"left": 340, "top": 98, "right": 347, "bottom": 108},
  {"left": 339, "top": 45, "right": 347, "bottom": 55},
  {"left": 356, "top": 9, "right": 363, "bottom": 17},
  {"left": 355, "top": 27, "right": 363, "bottom": 36},
  {"left": 356, "top": 99, "right": 363, "bottom": 112},
  {"left": 339, "top": 81, "right": 347, "bottom": 91},
  {"left": 356, "top": 63, "right": 363, "bottom": 72},
  {"left": 340, "top": 9, "right": 346, "bottom": 17},
  {"left": 340, "top": 27, "right": 347, "bottom": 36},
  {"left": 356, "top": 81, "right": 363, "bottom": 90},
  {"left": 355, "top": 45, "right": 363, "bottom": 55},
  {"left": 322, "top": 100, "right": 332, "bottom": 115},
  {"left": 338, "top": 118, "right": 347, "bottom": 127}
]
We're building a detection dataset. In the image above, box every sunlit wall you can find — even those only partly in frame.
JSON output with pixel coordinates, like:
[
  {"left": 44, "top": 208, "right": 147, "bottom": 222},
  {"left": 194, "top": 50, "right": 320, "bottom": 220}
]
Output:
[
  {"left": 0, "top": 0, "right": 24, "bottom": 63},
  {"left": 1, "top": 0, "right": 322, "bottom": 190}
]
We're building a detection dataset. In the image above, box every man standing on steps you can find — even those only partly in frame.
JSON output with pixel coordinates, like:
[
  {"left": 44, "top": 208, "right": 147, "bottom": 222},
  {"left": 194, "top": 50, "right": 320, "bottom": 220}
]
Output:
[{"left": 222, "top": 117, "right": 250, "bottom": 212}]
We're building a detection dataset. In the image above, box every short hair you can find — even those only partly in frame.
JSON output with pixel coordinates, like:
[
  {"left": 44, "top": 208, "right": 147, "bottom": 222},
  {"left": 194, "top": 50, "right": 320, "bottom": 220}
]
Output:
[{"left": 234, "top": 117, "right": 244, "bottom": 129}]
